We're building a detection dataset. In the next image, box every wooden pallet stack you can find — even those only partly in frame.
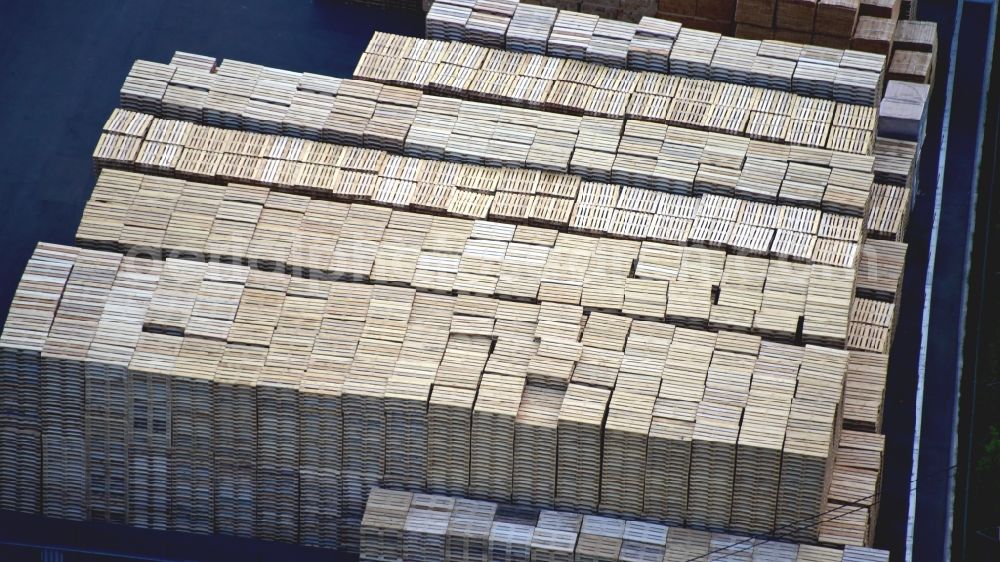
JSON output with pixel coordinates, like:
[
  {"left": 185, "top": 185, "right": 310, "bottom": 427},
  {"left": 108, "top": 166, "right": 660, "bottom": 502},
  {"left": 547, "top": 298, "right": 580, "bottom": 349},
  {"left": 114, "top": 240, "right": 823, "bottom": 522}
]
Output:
[
  {"left": 126, "top": 332, "right": 182, "bottom": 532},
  {"left": 888, "top": 20, "right": 936, "bottom": 85},
  {"left": 169, "top": 338, "right": 224, "bottom": 535},
  {"left": 555, "top": 384, "right": 610, "bottom": 512},
  {"left": 213, "top": 341, "right": 267, "bottom": 538},
  {"left": 470, "top": 373, "right": 525, "bottom": 501},
  {"left": 258, "top": 292, "right": 313, "bottom": 545},
  {"left": 506, "top": 3, "right": 559, "bottom": 53},
  {"left": 359, "top": 488, "right": 893, "bottom": 559},
  {"left": 846, "top": 298, "right": 894, "bottom": 353},
  {"left": 512, "top": 385, "right": 563, "bottom": 508},
  {"left": 39, "top": 251, "right": 120, "bottom": 523},
  {"left": 821, "top": 430, "right": 884, "bottom": 546},
  {"left": 878, "top": 80, "right": 930, "bottom": 143},
  {"left": 360, "top": 488, "right": 412, "bottom": 562},
  {"left": 599, "top": 388, "right": 656, "bottom": 518},
  {"left": 729, "top": 345, "right": 794, "bottom": 535},
  {"left": 0, "top": 245, "right": 79, "bottom": 515},
  {"left": 298, "top": 360, "right": 345, "bottom": 549},
  {"left": 628, "top": 16, "right": 680, "bottom": 71},
  {"left": 686, "top": 400, "right": 743, "bottom": 530},
  {"left": 402, "top": 494, "right": 454, "bottom": 562},
  {"left": 774, "top": 344, "right": 847, "bottom": 542},
  {"left": 643, "top": 398, "right": 696, "bottom": 525},
  {"left": 855, "top": 238, "right": 906, "bottom": 302},
  {"left": 427, "top": 385, "right": 476, "bottom": 496},
  {"left": 872, "top": 136, "right": 917, "bottom": 187},
  {"left": 843, "top": 351, "right": 888, "bottom": 432}
]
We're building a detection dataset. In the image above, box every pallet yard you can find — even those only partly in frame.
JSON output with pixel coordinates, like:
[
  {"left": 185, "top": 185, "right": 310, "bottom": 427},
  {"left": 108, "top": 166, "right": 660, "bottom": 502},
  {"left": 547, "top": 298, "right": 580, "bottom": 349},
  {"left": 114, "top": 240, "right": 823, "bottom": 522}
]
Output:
[{"left": 0, "top": 1, "right": 939, "bottom": 560}]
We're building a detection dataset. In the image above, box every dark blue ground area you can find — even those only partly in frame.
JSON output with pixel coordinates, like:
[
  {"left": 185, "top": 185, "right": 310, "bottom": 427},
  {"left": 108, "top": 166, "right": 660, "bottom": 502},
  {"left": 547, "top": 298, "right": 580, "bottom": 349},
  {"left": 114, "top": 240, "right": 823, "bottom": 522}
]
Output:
[{"left": 873, "top": 0, "right": 958, "bottom": 557}]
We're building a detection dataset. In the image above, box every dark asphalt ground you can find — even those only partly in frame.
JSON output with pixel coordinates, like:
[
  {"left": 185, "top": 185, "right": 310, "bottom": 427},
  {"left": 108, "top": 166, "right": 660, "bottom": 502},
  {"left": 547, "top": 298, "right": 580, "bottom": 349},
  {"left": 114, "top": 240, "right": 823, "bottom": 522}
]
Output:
[
  {"left": 907, "top": 2, "right": 997, "bottom": 561},
  {"left": 0, "top": 0, "right": 987, "bottom": 560}
]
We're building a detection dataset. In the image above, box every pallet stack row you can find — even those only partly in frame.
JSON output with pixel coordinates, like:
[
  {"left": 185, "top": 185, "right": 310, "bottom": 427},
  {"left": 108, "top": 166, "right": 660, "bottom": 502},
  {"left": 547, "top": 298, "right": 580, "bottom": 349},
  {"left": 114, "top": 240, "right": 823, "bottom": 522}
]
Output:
[
  {"left": 93, "top": 107, "right": 915, "bottom": 264},
  {"left": 101, "top": 102, "right": 884, "bottom": 221},
  {"left": 359, "top": 33, "right": 879, "bottom": 149},
  {"left": 88, "top": 127, "right": 880, "bottom": 266},
  {"left": 426, "top": 0, "right": 886, "bottom": 104},
  {"left": 75, "top": 169, "right": 875, "bottom": 342},
  {"left": 359, "top": 488, "right": 892, "bottom": 560},
  {"left": 2, "top": 240, "right": 867, "bottom": 545}
]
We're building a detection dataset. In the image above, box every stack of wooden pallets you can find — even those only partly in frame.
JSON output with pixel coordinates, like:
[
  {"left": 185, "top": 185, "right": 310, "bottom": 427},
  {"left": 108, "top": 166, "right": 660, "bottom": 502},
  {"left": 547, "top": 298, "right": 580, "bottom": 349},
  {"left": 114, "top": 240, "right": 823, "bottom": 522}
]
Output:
[
  {"left": 821, "top": 430, "right": 885, "bottom": 547},
  {"left": 470, "top": 373, "right": 525, "bottom": 501},
  {"left": 78, "top": 173, "right": 879, "bottom": 345},
  {"left": 555, "top": 384, "right": 610, "bottom": 512},
  {"left": 421, "top": 2, "right": 889, "bottom": 104},
  {"left": 101, "top": 112, "right": 883, "bottom": 242},
  {"left": 512, "top": 386, "right": 563, "bottom": 508},
  {"left": 169, "top": 338, "right": 224, "bottom": 535},
  {"left": 41, "top": 251, "right": 121, "bottom": 523},
  {"left": 359, "top": 488, "right": 892, "bottom": 559}
]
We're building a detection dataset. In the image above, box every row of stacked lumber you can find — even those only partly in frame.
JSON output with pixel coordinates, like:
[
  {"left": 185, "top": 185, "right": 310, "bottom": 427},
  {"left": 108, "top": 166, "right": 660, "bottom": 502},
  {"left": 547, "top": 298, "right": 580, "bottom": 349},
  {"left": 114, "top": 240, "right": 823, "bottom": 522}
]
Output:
[
  {"left": 95, "top": 111, "right": 883, "bottom": 267},
  {"left": 95, "top": 106, "right": 913, "bottom": 283},
  {"left": 416, "top": 0, "right": 935, "bottom": 66},
  {"left": 359, "top": 487, "right": 891, "bottom": 561},
  {"left": 107, "top": 93, "right": 880, "bottom": 219},
  {"left": 77, "top": 168, "right": 864, "bottom": 342},
  {"left": 1, "top": 241, "right": 871, "bottom": 547},
  {"left": 358, "top": 32, "right": 879, "bottom": 152},
  {"left": 123, "top": 51, "right": 880, "bottom": 169},
  {"left": 425, "top": 0, "right": 886, "bottom": 105}
]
